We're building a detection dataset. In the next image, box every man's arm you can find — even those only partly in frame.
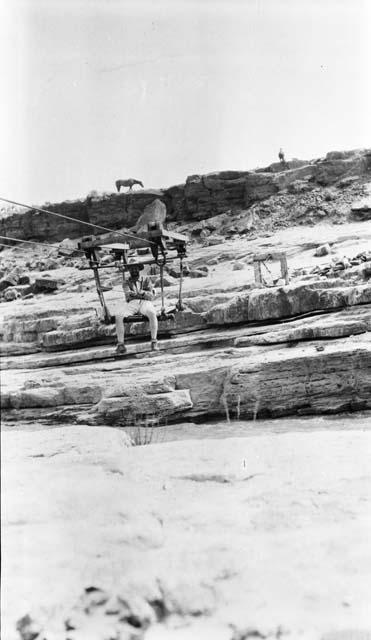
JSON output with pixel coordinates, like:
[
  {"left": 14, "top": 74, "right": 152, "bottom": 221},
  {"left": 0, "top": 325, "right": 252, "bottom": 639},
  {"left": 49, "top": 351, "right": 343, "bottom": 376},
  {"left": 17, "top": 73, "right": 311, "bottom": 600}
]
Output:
[
  {"left": 139, "top": 276, "right": 156, "bottom": 301},
  {"left": 122, "top": 277, "right": 132, "bottom": 301}
]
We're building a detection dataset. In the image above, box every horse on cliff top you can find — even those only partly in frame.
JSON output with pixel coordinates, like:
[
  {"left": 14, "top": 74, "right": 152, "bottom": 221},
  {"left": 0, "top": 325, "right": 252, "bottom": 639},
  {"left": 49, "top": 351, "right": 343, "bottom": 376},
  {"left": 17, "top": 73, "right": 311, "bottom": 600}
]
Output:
[{"left": 115, "top": 178, "right": 144, "bottom": 192}]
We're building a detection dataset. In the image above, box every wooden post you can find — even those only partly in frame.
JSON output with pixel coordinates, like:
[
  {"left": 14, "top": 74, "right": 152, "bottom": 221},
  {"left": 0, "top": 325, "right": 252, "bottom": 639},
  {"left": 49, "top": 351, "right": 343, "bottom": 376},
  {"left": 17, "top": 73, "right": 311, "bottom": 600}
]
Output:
[
  {"left": 253, "top": 259, "right": 262, "bottom": 285},
  {"left": 280, "top": 254, "right": 289, "bottom": 284}
]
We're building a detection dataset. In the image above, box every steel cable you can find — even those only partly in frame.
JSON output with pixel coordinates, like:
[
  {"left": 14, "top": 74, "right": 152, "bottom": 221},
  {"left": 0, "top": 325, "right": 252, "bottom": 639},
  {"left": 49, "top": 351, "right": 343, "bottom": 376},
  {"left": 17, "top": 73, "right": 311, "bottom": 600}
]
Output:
[
  {"left": 0, "top": 234, "right": 85, "bottom": 252},
  {"left": 0, "top": 196, "right": 156, "bottom": 246}
]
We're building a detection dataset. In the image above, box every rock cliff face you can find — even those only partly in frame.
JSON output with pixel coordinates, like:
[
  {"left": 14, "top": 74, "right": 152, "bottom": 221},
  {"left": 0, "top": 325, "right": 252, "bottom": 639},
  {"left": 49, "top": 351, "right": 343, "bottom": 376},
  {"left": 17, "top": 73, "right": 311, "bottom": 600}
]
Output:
[{"left": 1, "top": 148, "right": 370, "bottom": 243}]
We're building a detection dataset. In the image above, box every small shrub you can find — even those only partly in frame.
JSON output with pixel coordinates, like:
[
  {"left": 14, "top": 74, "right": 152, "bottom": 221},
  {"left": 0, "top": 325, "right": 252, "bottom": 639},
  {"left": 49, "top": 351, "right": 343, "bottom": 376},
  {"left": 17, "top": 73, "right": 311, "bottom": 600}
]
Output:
[{"left": 120, "top": 412, "right": 168, "bottom": 446}]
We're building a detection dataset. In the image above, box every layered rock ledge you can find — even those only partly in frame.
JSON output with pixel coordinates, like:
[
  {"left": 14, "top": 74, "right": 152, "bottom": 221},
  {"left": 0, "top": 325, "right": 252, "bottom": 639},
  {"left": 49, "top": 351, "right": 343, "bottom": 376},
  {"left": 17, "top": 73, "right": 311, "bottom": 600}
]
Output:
[{"left": 1, "top": 148, "right": 370, "bottom": 243}]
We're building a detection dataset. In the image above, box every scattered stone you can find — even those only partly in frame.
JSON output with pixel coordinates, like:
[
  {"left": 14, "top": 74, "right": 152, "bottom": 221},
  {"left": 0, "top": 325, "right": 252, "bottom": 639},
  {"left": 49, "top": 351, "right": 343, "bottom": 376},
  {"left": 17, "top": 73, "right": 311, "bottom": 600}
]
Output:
[
  {"left": 14, "top": 284, "right": 34, "bottom": 296},
  {"left": 189, "top": 268, "right": 208, "bottom": 278},
  {"left": 154, "top": 274, "right": 177, "bottom": 287},
  {"left": 58, "top": 238, "right": 80, "bottom": 256},
  {"left": 323, "top": 188, "right": 337, "bottom": 201},
  {"left": 4, "top": 288, "right": 20, "bottom": 301},
  {"left": 315, "top": 243, "right": 331, "bottom": 257},
  {"left": 18, "top": 274, "right": 30, "bottom": 285},
  {"left": 205, "top": 235, "right": 225, "bottom": 246},
  {"left": 0, "top": 273, "right": 19, "bottom": 291},
  {"left": 16, "top": 614, "right": 43, "bottom": 640},
  {"left": 34, "top": 278, "right": 59, "bottom": 292},
  {"left": 287, "top": 179, "right": 312, "bottom": 194},
  {"left": 232, "top": 262, "right": 245, "bottom": 271}
]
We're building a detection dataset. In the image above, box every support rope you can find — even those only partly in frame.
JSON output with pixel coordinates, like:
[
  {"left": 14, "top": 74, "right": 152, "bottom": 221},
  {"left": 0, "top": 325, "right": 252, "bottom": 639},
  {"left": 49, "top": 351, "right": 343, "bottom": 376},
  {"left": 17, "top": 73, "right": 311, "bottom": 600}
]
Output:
[
  {"left": 0, "top": 196, "right": 156, "bottom": 247},
  {"left": 0, "top": 234, "right": 84, "bottom": 253}
]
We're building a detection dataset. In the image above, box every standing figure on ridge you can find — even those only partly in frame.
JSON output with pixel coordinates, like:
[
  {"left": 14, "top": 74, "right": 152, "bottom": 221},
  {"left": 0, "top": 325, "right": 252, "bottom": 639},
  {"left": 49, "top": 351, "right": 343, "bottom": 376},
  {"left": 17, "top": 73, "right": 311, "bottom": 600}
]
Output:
[{"left": 278, "top": 148, "right": 285, "bottom": 164}]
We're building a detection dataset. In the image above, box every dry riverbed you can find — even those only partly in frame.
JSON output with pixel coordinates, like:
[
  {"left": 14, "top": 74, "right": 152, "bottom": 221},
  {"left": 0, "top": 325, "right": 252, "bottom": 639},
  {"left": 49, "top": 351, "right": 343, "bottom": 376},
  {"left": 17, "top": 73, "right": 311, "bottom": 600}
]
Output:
[{"left": 2, "top": 415, "right": 371, "bottom": 640}]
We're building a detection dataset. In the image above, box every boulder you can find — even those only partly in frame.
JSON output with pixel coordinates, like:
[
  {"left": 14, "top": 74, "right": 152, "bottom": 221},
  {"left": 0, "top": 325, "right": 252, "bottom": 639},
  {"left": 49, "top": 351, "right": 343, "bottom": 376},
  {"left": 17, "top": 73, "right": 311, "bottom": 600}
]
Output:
[
  {"left": 3, "top": 288, "right": 20, "bottom": 301},
  {"left": 205, "top": 235, "right": 225, "bottom": 246},
  {"left": 58, "top": 238, "right": 81, "bottom": 256},
  {"left": 95, "top": 389, "right": 193, "bottom": 424},
  {"left": 34, "top": 277, "right": 59, "bottom": 292},
  {"left": 315, "top": 243, "right": 331, "bottom": 256},
  {"left": 131, "top": 198, "right": 167, "bottom": 233},
  {"left": 14, "top": 284, "right": 33, "bottom": 297},
  {"left": 189, "top": 268, "right": 208, "bottom": 278},
  {"left": 232, "top": 262, "right": 245, "bottom": 271},
  {"left": 18, "top": 274, "right": 30, "bottom": 285},
  {"left": 0, "top": 273, "right": 19, "bottom": 291}
]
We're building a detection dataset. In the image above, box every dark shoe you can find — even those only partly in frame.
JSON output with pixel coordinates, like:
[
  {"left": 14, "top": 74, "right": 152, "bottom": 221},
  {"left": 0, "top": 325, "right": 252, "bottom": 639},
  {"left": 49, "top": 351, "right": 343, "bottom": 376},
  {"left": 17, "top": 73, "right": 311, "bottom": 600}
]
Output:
[
  {"left": 115, "top": 343, "right": 127, "bottom": 355},
  {"left": 151, "top": 340, "right": 159, "bottom": 352}
]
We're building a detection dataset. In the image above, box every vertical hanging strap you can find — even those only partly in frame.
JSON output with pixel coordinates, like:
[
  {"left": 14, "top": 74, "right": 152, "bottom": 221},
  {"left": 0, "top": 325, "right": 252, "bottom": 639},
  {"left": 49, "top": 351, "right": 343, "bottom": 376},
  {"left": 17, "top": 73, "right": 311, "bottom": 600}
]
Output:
[
  {"left": 92, "top": 265, "right": 111, "bottom": 323},
  {"left": 177, "top": 256, "right": 184, "bottom": 311}
]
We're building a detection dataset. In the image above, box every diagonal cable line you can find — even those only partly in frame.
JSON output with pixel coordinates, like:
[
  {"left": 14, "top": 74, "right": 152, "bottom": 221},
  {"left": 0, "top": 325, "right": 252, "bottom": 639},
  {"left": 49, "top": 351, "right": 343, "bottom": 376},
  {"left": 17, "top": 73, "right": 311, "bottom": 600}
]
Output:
[
  {"left": 0, "top": 234, "right": 85, "bottom": 253},
  {"left": 0, "top": 196, "right": 156, "bottom": 246}
]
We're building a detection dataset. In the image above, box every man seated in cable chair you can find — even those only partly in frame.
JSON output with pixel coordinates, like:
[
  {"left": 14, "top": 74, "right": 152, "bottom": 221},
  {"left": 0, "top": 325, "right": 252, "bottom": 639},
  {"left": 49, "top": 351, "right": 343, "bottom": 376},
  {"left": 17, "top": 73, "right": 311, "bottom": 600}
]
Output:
[{"left": 115, "top": 261, "right": 159, "bottom": 355}]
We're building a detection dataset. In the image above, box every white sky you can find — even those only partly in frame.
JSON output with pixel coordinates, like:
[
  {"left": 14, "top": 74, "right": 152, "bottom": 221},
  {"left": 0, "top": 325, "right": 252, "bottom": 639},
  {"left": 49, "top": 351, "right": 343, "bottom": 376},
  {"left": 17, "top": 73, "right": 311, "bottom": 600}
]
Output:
[{"left": 1, "top": 0, "right": 370, "bottom": 205}]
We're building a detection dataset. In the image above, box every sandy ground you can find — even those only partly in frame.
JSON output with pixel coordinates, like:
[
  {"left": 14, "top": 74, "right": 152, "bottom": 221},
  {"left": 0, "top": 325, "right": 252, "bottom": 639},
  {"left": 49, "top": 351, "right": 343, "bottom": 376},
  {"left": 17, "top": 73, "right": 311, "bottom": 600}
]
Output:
[{"left": 2, "top": 417, "right": 371, "bottom": 639}]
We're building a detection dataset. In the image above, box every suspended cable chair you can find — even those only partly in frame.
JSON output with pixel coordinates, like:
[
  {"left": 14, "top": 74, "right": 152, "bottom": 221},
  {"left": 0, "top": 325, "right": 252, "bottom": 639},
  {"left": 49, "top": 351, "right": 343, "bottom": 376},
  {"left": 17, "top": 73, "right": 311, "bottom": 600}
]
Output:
[{"left": 78, "top": 222, "right": 188, "bottom": 326}]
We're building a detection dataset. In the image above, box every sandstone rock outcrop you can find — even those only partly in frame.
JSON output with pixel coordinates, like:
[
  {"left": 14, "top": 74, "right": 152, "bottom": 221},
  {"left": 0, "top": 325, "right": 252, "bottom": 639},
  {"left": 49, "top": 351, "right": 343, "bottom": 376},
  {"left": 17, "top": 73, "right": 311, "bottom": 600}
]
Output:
[
  {"left": 2, "top": 148, "right": 370, "bottom": 243},
  {"left": 351, "top": 183, "right": 371, "bottom": 221},
  {"left": 315, "top": 149, "right": 371, "bottom": 185}
]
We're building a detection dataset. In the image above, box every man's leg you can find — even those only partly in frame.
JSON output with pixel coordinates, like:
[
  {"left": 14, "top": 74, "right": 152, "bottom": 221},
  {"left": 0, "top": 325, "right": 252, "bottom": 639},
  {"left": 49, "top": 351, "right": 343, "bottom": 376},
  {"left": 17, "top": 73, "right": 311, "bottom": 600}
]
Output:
[
  {"left": 115, "top": 313, "right": 125, "bottom": 344},
  {"left": 141, "top": 302, "right": 159, "bottom": 349},
  {"left": 115, "top": 301, "right": 139, "bottom": 353}
]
